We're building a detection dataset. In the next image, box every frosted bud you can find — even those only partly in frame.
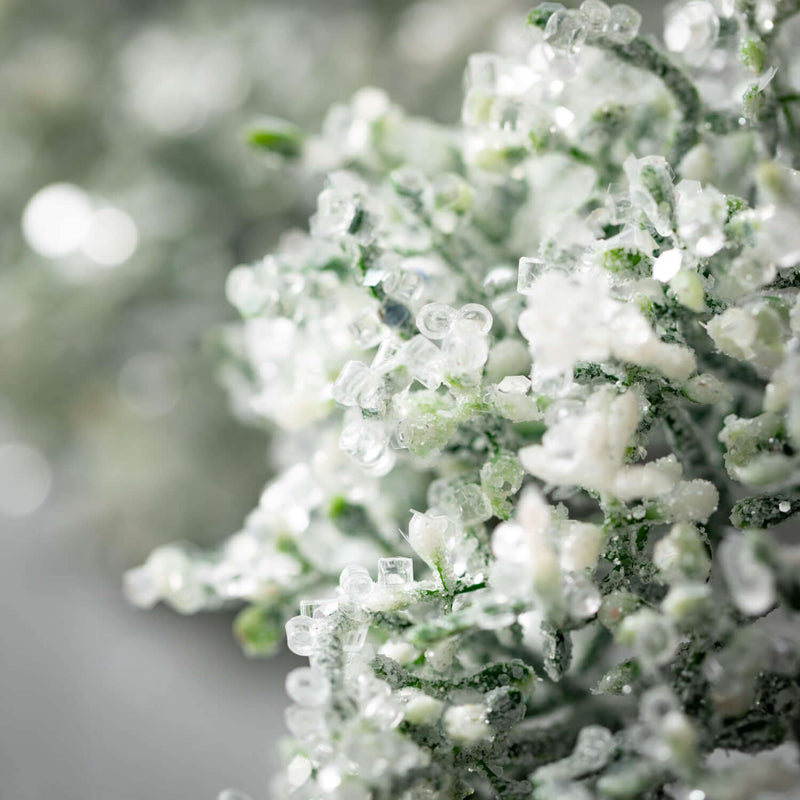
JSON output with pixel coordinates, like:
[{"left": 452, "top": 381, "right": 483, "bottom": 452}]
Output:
[
  {"left": 400, "top": 689, "right": 444, "bottom": 725},
  {"left": 669, "top": 270, "right": 705, "bottom": 313},
  {"left": 408, "top": 511, "right": 450, "bottom": 571},
  {"left": 517, "top": 256, "right": 546, "bottom": 294},
  {"left": 655, "top": 480, "right": 718, "bottom": 523},
  {"left": 457, "top": 303, "right": 493, "bottom": 334},
  {"left": 339, "top": 564, "right": 374, "bottom": 599},
  {"left": 544, "top": 9, "right": 587, "bottom": 54},
  {"left": 417, "top": 303, "right": 457, "bottom": 339},
  {"left": 285, "top": 667, "right": 331, "bottom": 707},
  {"left": 661, "top": 583, "right": 712, "bottom": 627},
  {"left": 580, "top": 0, "right": 611, "bottom": 36},
  {"left": 683, "top": 372, "right": 732, "bottom": 404},
  {"left": 377, "top": 557, "right": 414, "bottom": 586},
  {"left": 563, "top": 572, "right": 602, "bottom": 620},
  {"left": 606, "top": 4, "right": 641, "bottom": 43},
  {"left": 379, "top": 641, "right": 419, "bottom": 666},
  {"left": 618, "top": 609, "right": 678, "bottom": 670},
  {"left": 444, "top": 704, "right": 490, "bottom": 744},
  {"left": 652, "top": 249, "right": 682, "bottom": 283},
  {"left": 718, "top": 533, "right": 775, "bottom": 616},
  {"left": 571, "top": 725, "right": 615, "bottom": 773},
  {"left": 664, "top": 1, "right": 719, "bottom": 66},
  {"left": 653, "top": 523, "right": 711, "bottom": 583},
  {"left": 285, "top": 615, "right": 317, "bottom": 657},
  {"left": 560, "top": 522, "right": 604, "bottom": 573}
]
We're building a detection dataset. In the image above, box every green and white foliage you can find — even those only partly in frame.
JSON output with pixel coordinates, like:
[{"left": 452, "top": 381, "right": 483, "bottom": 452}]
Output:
[{"left": 128, "top": 2, "right": 800, "bottom": 798}]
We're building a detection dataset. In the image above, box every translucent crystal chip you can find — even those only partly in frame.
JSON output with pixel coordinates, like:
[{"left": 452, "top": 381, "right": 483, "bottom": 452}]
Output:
[
  {"left": 285, "top": 615, "right": 316, "bottom": 657},
  {"left": 444, "top": 483, "right": 493, "bottom": 525},
  {"left": 339, "top": 564, "right": 374, "bottom": 599},
  {"left": 544, "top": 8, "right": 587, "bottom": 54},
  {"left": 664, "top": 1, "right": 720, "bottom": 66},
  {"left": 517, "top": 256, "right": 546, "bottom": 294},
  {"left": 400, "top": 335, "right": 443, "bottom": 389},
  {"left": 464, "top": 52, "right": 504, "bottom": 93},
  {"left": 314, "top": 188, "right": 358, "bottom": 238},
  {"left": 580, "top": 0, "right": 611, "bottom": 36},
  {"left": 371, "top": 338, "right": 402, "bottom": 374},
  {"left": 285, "top": 667, "right": 331, "bottom": 707},
  {"left": 606, "top": 3, "right": 641, "bottom": 43},
  {"left": 442, "top": 324, "right": 490, "bottom": 376},
  {"left": 377, "top": 557, "right": 414, "bottom": 586},
  {"left": 496, "top": 375, "right": 531, "bottom": 394},
  {"left": 339, "top": 413, "right": 395, "bottom": 476},
  {"left": 382, "top": 269, "right": 424, "bottom": 303},
  {"left": 299, "top": 598, "right": 338, "bottom": 619},
  {"left": 417, "top": 303, "right": 457, "bottom": 339},
  {"left": 457, "top": 303, "right": 493, "bottom": 334},
  {"left": 331, "top": 361, "right": 380, "bottom": 408},
  {"left": 348, "top": 308, "right": 386, "bottom": 349}
]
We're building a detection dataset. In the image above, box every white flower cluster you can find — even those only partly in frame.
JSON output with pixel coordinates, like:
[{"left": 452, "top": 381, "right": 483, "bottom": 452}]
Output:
[{"left": 128, "top": 2, "right": 800, "bottom": 799}]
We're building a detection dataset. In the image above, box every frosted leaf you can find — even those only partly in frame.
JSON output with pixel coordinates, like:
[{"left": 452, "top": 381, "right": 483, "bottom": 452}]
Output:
[
  {"left": 719, "top": 534, "right": 775, "bottom": 616},
  {"left": 417, "top": 303, "right": 457, "bottom": 339},
  {"left": 377, "top": 557, "right": 413, "bottom": 586},
  {"left": 286, "top": 667, "right": 331, "bottom": 707},
  {"left": 606, "top": 4, "right": 641, "bottom": 44}
]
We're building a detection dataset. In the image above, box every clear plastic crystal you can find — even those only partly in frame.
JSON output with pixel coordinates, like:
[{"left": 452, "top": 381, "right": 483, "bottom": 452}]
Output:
[
  {"left": 349, "top": 308, "right": 386, "bottom": 349},
  {"left": 286, "top": 667, "right": 331, "bottom": 707},
  {"left": 580, "top": 0, "right": 611, "bottom": 36},
  {"left": 400, "top": 335, "right": 443, "bottom": 389},
  {"left": 457, "top": 303, "right": 493, "bottom": 334},
  {"left": 286, "top": 615, "right": 317, "bottom": 657},
  {"left": 517, "top": 256, "right": 546, "bottom": 294},
  {"left": 544, "top": 9, "right": 587, "bottom": 54},
  {"left": 417, "top": 303, "right": 457, "bottom": 339},
  {"left": 377, "top": 557, "right": 413, "bottom": 586},
  {"left": 606, "top": 3, "right": 641, "bottom": 43},
  {"left": 339, "top": 564, "right": 374, "bottom": 599}
]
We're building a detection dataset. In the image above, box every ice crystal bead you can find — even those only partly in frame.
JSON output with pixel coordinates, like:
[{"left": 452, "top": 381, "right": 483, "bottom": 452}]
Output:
[
  {"left": 417, "top": 303, "right": 457, "bottom": 339},
  {"left": 348, "top": 308, "right": 386, "bottom": 349},
  {"left": 400, "top": 335, "right": 443, "bottom": 389},
  {"left": 580, "top": 0, "right": 611, "bottom": 36},
  {"left": 518, "top": 256, "right": 546, "bottom": 294},
  {"left": 457, "top": 303, "right": 493, "bottom": 334},
  {"left": 339, "top": 564, "right": 374, "bottom": 599},
  {"left": 544, "top": 9, "right": 587, "bottom": 54},
  {"left": 378, "top": 557, "right": 413, "bottom": 586},
  {"left": 382, "top": 269, "right": 424, "bottom": 303},
  {"left": 285, "top": 615, "right": 317, "bottom": 657},
  {"left": 606, "top": 4, "right": 641, "bottom": 43},
  {"left": 719, "top": 534, "right": 775, "bottom": 616},
  {"left": 618, "top": 609, "right": 678, "bottom": 670},
  {"left": 331, "top": 361, "right": 381, "bottom": 409},
  {"left": 664, "top": 1, "right": 719, "bottom": 66},
  {"left": 300, "top": 598, "right": 338, "bottom": 619},
  {"left": 286, "top": 667, "right": 331, "bottom": 707}
]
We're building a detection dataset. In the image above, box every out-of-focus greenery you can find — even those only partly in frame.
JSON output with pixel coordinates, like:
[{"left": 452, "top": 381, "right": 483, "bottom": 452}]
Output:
[{"left": 0, "top": 0, "right": 534, "bottom": 563}]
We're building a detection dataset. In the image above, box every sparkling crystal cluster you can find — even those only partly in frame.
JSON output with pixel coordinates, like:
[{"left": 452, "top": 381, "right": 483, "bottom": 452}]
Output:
[{"left": 128, "top": 2, "right": 800, "bottom": 798}]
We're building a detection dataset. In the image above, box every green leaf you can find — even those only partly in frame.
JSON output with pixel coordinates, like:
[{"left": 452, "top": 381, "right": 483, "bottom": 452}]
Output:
[{"left": 245, "top": 116, "right": 305, "bottom": 158}]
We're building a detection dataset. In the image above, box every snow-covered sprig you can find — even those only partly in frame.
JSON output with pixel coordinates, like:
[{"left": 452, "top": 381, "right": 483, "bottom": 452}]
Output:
[{"left": 127, "top": 2, "right": 800, "bottom": 798}]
